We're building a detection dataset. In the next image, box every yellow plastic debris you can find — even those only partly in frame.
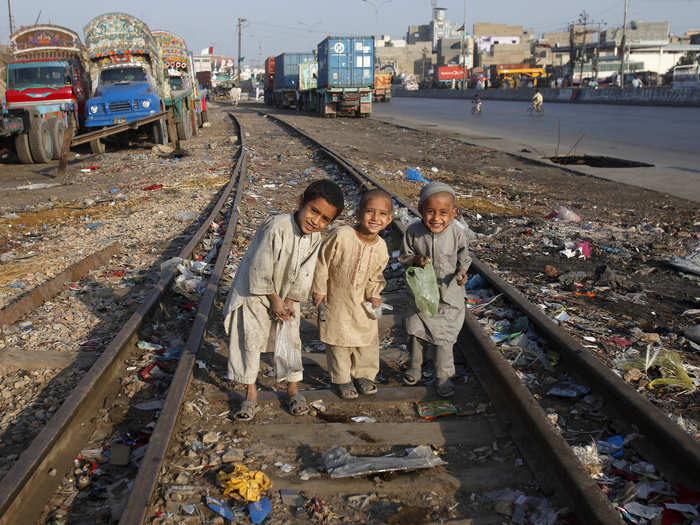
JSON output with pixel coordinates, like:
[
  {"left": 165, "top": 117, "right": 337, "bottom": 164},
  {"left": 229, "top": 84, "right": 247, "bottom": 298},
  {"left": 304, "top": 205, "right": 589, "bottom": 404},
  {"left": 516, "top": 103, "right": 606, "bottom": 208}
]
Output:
[{"left": 218, "top": 464, "right": 271, "bottom": 502}]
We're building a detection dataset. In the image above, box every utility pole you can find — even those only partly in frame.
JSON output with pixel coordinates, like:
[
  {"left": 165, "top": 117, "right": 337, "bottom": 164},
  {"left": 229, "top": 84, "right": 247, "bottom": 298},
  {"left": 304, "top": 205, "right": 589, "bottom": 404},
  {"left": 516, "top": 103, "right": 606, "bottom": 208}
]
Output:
[
  {"left": 236, "top": 17, "right": 247, "bottom": 84},
  {"left": 618, "top": 0, "right": 629, "bottom": 88},
  {"left": 578, "top": 11, "right": 589, "bottom": 86},
  {"left": 7, "top": 0, "right": 14, "bottom": 36},
  {"left": 461, "top": 0, "right": 466, "bottom": 90}
]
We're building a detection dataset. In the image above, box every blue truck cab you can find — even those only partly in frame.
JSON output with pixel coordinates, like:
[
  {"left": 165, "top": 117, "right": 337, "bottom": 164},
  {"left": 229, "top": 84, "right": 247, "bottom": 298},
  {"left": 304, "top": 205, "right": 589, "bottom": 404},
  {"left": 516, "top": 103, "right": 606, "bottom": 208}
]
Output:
[{"left": 84, "top": 64, "right": 161, "bottom": 127}]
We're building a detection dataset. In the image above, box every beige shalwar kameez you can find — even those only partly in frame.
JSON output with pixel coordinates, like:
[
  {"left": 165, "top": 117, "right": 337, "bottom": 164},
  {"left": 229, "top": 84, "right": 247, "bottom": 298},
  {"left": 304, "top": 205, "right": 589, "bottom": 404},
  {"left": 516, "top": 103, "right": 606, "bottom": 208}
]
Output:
[
  {"left": 223, "top": 214, "right": 321, "bottom": 384},
  {"left": 312, "top": 226, "right": 389, "bottom": 384}
]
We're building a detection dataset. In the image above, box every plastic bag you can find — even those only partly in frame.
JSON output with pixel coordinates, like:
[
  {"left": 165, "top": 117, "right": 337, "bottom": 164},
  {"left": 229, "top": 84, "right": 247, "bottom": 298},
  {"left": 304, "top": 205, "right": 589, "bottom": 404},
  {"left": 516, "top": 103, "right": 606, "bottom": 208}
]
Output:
[
  {"left": 405, "top": 263, "right": 440, "bottom": 317},
  {"left": 274, "top": 321, "right": 302, "bottom": 382}
]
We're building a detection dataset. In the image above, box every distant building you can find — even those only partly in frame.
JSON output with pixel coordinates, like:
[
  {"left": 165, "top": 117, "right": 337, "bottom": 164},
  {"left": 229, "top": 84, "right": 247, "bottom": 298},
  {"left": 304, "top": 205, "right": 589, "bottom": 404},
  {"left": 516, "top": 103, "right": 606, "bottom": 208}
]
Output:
[
  {"left": 407, "top": 6, "right": 464, "bottom": 52},
  {"left": 473, "top": 23, "right": 535, "bottom": 67}
]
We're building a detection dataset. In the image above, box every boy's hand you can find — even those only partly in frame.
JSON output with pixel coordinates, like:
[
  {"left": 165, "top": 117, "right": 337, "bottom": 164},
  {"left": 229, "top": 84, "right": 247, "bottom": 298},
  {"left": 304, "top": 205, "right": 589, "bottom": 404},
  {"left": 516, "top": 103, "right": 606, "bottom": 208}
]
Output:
[
  {"left": 369, "top": 297, "right": 382, "bottom": 308},
  {"left": 456, "top": 269, "right": 468, "bottom": 286},
  {"left": 283, "top": 298, "right": 296, "bottom": 319},
  {"left": 268, "top": 294, "right": 287, "bottom": 321},
  {"left": 413, "top": 255, "right": 429, "bottom": 267},
  {"left": 313, "top": 293, "right": 327, "bottom": 308}
]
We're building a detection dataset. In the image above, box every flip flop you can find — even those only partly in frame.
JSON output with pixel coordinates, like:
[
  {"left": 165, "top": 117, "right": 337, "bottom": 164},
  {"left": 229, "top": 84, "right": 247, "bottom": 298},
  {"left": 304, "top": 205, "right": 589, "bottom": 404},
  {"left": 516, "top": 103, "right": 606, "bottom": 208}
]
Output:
[
  {"left": 355, "top": 378, "right": 377, "bottom": 395},
  {"left": 234, "top": 399, "right": 259, "bottom": 421},
  {"left": 436, "top": 380, "right": 455, "bottom": 398},
  {"left": 336, "top": 382, "right": 358, "bottom": 400},
  {"left": 402, "top": 372, "right": 418, "bottom": 386},
  {"left": 287, "top": 393, "right": 309, "bottom": 416}
]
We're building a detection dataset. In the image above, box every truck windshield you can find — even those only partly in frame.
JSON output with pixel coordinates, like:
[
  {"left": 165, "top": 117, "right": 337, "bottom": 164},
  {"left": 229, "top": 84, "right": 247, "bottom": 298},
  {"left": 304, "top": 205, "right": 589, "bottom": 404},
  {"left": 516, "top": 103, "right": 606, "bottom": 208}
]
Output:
[
  {"left": 170, "top": 77, "right": 184, "bottom": 90},
  {"left": 8, "top": 63, "right": 71, "bottom": 90},
  {"left": 100, "top": 67, "right": 147, "bottom": 84}
]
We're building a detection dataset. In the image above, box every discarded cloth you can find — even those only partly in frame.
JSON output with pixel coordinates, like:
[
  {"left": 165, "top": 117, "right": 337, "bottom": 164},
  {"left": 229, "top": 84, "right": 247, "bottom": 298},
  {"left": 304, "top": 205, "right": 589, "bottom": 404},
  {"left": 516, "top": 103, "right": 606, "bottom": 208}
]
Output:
[
  {"left": 218, "top": 465, "right": 271, "bottom": 502},
  {"left": 322, "top": 445, "right": 445, "bottom": 478}
]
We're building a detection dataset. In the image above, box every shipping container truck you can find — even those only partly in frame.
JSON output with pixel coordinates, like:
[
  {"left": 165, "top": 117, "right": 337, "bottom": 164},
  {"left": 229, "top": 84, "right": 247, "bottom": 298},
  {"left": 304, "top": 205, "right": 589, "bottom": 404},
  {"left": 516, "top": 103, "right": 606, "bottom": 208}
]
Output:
[
  {"left": 373, "top": 72, "right": 392, "bottom": 102},
  {"left": 83, "top": 13, "right": 167, "bottom": 153},
  {"left": 273, "top": 53, "right": 315, "bottom": 109},
  {"left": 153, "top": 30, "right": 198, "bottom": 140},
  {"left": 298, "top": 36, "right": 374, "bottom": 117},
  {"left": 6, "top": 24, "right": 91, "bottom": 163},
  {"left": 263, "top": 56, "right": 275, "bottom": 106}
]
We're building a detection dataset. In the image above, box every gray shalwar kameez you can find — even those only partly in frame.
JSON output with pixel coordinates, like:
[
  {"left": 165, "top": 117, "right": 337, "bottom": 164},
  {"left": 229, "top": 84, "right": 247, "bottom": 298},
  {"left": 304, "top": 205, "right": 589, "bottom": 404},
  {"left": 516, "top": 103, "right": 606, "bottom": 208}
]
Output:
[
  {"left": 223, "top": 214, "right": 321, "bottom": 384},
  {"left": 402, "top": 220, "right": 471, "bottom": 380}
]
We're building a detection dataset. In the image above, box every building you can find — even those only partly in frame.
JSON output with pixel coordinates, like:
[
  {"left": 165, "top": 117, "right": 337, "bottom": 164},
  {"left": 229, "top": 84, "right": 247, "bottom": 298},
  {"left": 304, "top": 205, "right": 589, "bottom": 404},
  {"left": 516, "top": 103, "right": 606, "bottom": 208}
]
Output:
[
  {"left": 407, "top": 6, "right": 464, "bottom": 52},
  {"left": 473, "top": 23, "right": 535, "bottom": 67},
  {"left": 436, "top": 37, "right": 474, "bottom": 68}
]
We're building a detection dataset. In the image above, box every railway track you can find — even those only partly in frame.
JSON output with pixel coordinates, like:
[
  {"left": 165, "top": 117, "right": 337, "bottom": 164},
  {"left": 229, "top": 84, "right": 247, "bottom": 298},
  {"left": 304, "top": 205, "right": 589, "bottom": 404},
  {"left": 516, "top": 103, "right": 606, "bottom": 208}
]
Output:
[
  {"left": 0, "top": 114, "right": 246, "bottom": 524},
  {"left": 1, "top": 107, "right": 697, "bottom": 523}
]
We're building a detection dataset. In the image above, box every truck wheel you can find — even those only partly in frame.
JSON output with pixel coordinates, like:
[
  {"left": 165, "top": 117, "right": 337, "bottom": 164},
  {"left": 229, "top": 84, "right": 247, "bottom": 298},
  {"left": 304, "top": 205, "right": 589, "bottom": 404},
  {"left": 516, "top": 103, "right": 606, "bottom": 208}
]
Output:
[
  {"left": 48, "top": 118, "right": 67, "bottom": 160},
  {"left": 152, "top": 118, "right": 169, "bottom": 145},
  {"left": 90, "top": 139, "right": 106, "bottom": 154},
  {"left": 15, "top": 133, "right": 34, "bottom": 164},
  {"left": 201, "top": 110, "right": 209, "bottom": 123},
  {"left": 28, "top": 119, "right": 53, "bottom": 163}
]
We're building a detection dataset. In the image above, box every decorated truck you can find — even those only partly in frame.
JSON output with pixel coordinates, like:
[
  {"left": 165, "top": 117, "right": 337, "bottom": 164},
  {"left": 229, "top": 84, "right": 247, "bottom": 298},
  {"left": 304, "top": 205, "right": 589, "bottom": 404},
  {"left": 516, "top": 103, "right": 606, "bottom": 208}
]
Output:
[
  {"left": 6, "top": 24, "right": 90, "bottom": 163},
  {"left": 152, "top": 30, "right": 199, "bottom": 140},
  {"left": 83, "top": 13, "right": 167, "bottom": 153},
  {"left": 189, "top": 51, "right": 208, "bottom": 126},
  {"left": 373, "top": 72, "right": 392, "bottom": 102}
]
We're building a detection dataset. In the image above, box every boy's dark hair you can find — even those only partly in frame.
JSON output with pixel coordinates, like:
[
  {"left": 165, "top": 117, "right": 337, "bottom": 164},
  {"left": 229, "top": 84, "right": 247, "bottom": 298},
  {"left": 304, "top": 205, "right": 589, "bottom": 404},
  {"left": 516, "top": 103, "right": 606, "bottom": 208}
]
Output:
[
  {"left": 359, "top": 189, "right": 393, "bottom": 211},
  {"left": 301, "top": 179, "right": 345, "bottom": 218}
]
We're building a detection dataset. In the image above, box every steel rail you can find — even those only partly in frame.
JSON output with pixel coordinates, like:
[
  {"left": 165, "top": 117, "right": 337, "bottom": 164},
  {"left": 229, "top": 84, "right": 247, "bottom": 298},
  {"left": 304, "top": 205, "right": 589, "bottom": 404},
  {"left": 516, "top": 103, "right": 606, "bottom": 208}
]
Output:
[
  {"left": 0, "top": 241, "right": 119, "bottom": 328},
  {"left": 119, "top": 114, "right": 247, "bottom": 524},
  {"left": 255, "top": 110, "right": 646, "bottom": 522},
  {"left": 0, "top": 116, "right": 244, "bottom": 525}
]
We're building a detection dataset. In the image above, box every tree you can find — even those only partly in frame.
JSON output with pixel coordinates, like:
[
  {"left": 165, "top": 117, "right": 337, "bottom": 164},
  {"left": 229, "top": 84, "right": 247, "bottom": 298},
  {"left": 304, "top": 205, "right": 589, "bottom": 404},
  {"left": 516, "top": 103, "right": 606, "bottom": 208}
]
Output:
[{"left": 677, "top": 51, "right": 697, "bottom": 66}]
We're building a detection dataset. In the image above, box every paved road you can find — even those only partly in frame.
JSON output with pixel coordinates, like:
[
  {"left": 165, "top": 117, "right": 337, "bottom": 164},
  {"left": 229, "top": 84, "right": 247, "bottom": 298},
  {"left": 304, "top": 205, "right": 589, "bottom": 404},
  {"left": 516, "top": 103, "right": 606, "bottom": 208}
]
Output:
[{"left": 372, "top": 98, "right": 700, "bottom": 202}]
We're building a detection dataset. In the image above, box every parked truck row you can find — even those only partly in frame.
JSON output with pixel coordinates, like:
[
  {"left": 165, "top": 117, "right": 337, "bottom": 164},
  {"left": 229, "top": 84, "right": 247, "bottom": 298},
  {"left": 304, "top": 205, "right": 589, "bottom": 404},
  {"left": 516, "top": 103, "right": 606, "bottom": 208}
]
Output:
[
  {"left": 265, "top": 36, "right": 375, "bottom": 117},
  {"left": 3, "top": 14, "right": 208, "bottom": 164}
]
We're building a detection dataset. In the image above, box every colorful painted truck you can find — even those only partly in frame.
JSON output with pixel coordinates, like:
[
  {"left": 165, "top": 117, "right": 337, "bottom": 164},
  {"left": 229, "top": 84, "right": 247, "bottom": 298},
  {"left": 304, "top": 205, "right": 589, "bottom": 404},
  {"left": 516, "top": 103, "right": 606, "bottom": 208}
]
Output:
[
  {"left": 263, "top": 56, "right": 275, "bottom": 106},
  {"left": 6, "top": 25, "right": 90, "bottom": 163},
  {"left": 83, "top": 13, "right": 167, "bottom": 153},
  {"left": 189, "top": 51, "right": 208, "bottom": 126},
  {"left": 297, "top": 36, "right": 374, "bottom": 117},
  {"left": 373, "top": 72, "right": 392, "bottom": 102},
  {"left": 153, "top": 30, "right": 198, "bottom": 140}
]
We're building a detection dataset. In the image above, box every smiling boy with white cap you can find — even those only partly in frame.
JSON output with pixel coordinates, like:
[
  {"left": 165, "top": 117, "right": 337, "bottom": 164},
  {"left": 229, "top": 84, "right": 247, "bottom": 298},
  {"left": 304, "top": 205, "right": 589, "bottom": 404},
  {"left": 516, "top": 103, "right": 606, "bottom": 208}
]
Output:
[{"left": 402, "top": 181, "right": 472, "bottom": 397}]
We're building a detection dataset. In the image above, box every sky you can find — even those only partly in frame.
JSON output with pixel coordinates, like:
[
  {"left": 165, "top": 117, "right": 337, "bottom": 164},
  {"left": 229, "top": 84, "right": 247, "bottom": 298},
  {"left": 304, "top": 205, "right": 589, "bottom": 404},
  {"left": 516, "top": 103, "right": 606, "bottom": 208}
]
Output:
[{"left": 5, "top": 0, "right": 699, "bottom": 65}]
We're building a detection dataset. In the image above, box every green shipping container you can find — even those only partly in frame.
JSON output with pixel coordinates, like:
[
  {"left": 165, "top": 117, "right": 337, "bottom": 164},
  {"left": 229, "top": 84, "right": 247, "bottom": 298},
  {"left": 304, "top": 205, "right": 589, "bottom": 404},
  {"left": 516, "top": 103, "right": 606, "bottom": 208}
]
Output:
[{"left": 299, "top": 62, "right": 318, "bottom": 91}]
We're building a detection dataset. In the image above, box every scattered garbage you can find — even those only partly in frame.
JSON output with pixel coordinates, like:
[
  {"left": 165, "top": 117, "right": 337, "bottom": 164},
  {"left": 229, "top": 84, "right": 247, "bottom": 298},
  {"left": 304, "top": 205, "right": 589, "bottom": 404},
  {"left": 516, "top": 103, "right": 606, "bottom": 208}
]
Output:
[
  {"left": 617, "top": 349, "right": 694, "bottom": 391},
  {"left": 322, "top": 445, "right": 446, "bottom": 478},
  {"left": 218, "top": 465, "right": 271, "bottom": 502},
  {"left": 416, "top": 400, "right": 459, "bottom": 419},
  {"left": 206, "top": 496, "right": 236, "bottom": 521},
  {"left": 667, "top": 243, "right": 700, "bottom": 277},
  {"left": 546, "top": 381, "right": 590, "bottom": 398},
  {"left": 405, "top": 167, "right": 429, "bottom": 183},
  {"left": 248, "top": 497, "right": 272, "bottom": 524},
  {"left": 350, "top": 416, "right": 376, "bottom": 423},
  {"left": 555, "top": 206, "right": 581, "bottom": 222},
  {"left": 305, "top": 496, "right": 338, "bottom": 524}
]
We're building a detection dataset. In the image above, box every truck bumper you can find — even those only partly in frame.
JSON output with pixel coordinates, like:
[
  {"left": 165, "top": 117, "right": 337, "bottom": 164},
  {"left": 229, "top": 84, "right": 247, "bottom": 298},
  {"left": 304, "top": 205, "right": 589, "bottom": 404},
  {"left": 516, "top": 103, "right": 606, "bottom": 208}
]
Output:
[{"left": 85, "top": 110, "right": 158, "bottom": 128}]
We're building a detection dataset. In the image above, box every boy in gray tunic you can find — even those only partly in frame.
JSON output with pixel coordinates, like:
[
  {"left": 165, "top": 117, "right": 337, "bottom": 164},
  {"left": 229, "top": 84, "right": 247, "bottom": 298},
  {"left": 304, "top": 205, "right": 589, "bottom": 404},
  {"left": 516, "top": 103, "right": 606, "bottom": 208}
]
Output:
[{"left": 402, "top": 182, "right": 471, "bottom": 397}]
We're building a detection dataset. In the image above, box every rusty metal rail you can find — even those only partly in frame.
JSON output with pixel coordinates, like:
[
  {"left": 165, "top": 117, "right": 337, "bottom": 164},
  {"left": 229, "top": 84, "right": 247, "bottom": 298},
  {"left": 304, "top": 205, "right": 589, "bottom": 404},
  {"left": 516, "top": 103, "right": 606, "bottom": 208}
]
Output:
[
  {"left": 0, "top": 242, "right": 119, "bottom": 329},
  {"left": 0, "top": 115, "right": 245, "bottom": 525},
  {"left": 257, "top": 110, "right": 700, "bottom": 522}
]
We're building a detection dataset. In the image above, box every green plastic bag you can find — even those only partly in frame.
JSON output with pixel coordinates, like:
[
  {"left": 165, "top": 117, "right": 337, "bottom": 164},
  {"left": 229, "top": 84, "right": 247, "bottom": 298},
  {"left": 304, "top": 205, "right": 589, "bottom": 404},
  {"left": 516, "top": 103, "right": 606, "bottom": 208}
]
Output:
[{"left": 405, "top": 262, "right": 440, "bottom": 317}]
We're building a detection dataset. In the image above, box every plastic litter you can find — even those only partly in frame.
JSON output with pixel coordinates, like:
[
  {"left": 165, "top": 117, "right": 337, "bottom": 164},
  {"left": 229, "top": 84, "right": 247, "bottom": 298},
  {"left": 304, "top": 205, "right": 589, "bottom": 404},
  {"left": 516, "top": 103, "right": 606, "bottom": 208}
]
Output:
[
  {"left": 322, "top": 445, "right": 446, "bottom": 478},
  {"left": 546, "top": 381, "right": 590, "bottom": 398},
  {"left": 556, "top": 206, "right": 581, "bottom": 222},
  {"left": 248, "top": 497, "right": 272, "bottom": 523},
  {"left": 416, "top": 400, "right": 458, "bottom": 419},
  {"left": 133, "top": 399, "right": 163, "bottom": 411},
  {"left": 305, "top": 496, "right": 338, "bottom": 524},
  {"left": 274, "top": 320, "right": 302, "bottom": 382},
  {"left": 405, "top": 167, "right": 429, "bottom": 183},
  {"left": 206, "top": 496, "right": 236, "bottom": 520},
  {"left": 622, "top": 501, "right": 663, "bottom": 519},
  {"left": 362, "top": 301, "right": 393, "bottom": 320},
  {"left": 466, "top": 273, "right": 487, "bottom": 290},
  {"left": 405, "top": 262, "right": 440, "bottom": 317},
  {"left": 350, "top": 416, "right": 376, "bottom": 423},
  {"left": 597, "top": 435, "right": 624, "bottom": 458},
  {"left": 142, "top": 184, "right": 164, "bottom": 191},
  {"left": 219, "top": 465, "right": 271, "bottom": 502},
  {"left": 667, "top": 243, "right": 700, "bottom": 276}
]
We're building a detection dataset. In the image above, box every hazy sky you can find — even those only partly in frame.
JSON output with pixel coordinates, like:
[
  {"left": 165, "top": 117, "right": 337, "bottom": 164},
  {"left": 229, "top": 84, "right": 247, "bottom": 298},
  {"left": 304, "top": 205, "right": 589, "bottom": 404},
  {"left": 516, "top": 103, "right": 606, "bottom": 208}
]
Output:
[{"left": 6, "top": 0, "right": 699, "bottom": 64}]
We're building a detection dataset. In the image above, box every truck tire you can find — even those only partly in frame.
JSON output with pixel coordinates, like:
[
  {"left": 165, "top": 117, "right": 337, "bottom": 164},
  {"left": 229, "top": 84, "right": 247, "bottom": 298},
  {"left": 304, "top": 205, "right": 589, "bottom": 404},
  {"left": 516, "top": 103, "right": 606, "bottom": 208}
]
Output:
[
  {"left": 201, "top": 110, "right": 209, "bottom": 124},
  {"left": 176, "top": 110, "right": 192, "bottom": 140},
  {"left": 152, "top": 118, "right": 169, "bottom": 145},
  {"left": 90, "top": 138, "right": 106, "bottom": 154},
  {"left": 28, "top": 118, "right": 53, "bottom": 163},
  {"left": 15, "top": 133, "right": 33, "bottom": 164},
  {"left": 48, "top": 118, "right": 67, "bottom": 160}
]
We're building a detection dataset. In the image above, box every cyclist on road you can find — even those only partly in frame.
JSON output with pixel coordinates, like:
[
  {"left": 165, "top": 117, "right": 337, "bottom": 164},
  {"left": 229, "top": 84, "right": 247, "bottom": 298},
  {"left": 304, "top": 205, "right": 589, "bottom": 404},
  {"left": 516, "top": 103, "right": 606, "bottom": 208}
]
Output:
[
  {"left": 471, "top": 93, "right": 482, "bottom": 114},
  {"left": 531, "top": 90, "right": 543, "bottom": 113}
]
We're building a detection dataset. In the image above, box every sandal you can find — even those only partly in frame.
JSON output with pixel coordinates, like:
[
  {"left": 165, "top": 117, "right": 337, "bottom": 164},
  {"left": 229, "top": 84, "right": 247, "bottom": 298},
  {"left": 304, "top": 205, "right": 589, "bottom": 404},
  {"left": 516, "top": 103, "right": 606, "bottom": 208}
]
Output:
[
  {"left": 234, "top": 399, "right": 259, "bottom": 421},
  {"left": 337, "top": 382, "right": 358, "bottom": 400},
  {"left": 402, "top": 373, "right": 418, "bottom": 386},
  {"left": 436, "top": 380, "right": 455, "bottom": 398},
  {"left": 287, "top": 393, "right": 309, "bottom": 416},
  {"left": 355, "top": 378, "right": 377, "bottom": 395}
]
